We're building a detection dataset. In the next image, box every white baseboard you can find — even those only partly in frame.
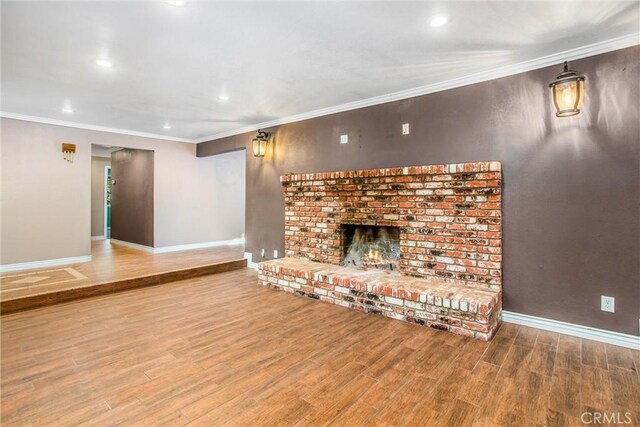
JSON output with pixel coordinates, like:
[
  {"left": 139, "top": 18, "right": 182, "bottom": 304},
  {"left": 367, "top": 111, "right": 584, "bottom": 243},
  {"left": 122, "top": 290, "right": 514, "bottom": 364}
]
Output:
[
  {"left": 0, "top": 255, "right": 93, "bottom": 273},
  {"left": 153, "top": 238, "right": 244, "bottom": 254},
  {"left": 111, "top": 238, "right": 245, "bottom": 254},
  {"left": 244, "top": 252, "right": 258, "bottom": 269},
  {"left": 109, "top": 239, "right": 154, "bottom": 253},
  {"left": 91, "top": 235, "right": 106, "bottom": 241},
  {"left": 502, "top": 311, "right": 640, "bottom": 350}
]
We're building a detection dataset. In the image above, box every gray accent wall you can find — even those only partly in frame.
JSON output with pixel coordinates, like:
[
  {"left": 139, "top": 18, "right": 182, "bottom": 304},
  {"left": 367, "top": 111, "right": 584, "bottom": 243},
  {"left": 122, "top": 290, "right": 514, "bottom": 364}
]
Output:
[
  {"left": 197, "top": 46, "right": 640, "bottom": 335},
  {"left": 111, "top": 148, "right": 154, "bottom": 247}
]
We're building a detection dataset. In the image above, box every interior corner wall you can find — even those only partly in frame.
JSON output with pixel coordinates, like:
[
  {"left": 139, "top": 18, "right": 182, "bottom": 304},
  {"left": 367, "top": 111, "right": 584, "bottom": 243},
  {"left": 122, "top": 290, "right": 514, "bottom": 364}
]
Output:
[
  {"left": 1, "top": 118, "right": 245, "bottom": 266},
  {"left": 203, "top": 149, "right": 245, "bottom": 244},
  {"left": 197, "top": 46, "right": 640, "bottom": 336},
  {"left": 91, "top": 156, "right": 110, "bottom": 237},
  {"left": 151, "top": 146, "right": 245, "bottom": 248}
]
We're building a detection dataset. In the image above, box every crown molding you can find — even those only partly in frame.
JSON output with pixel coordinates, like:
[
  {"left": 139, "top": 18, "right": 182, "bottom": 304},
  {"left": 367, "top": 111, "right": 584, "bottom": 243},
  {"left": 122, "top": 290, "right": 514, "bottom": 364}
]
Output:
[
  {"left": 0, "top": 111, "right": 194, "bottom": 143},
  {"left": 2, "top": 34, "right": 637, "bottom": 145},
  {"left": 194, "top": 32, "right": 640, "bottom": 143}
]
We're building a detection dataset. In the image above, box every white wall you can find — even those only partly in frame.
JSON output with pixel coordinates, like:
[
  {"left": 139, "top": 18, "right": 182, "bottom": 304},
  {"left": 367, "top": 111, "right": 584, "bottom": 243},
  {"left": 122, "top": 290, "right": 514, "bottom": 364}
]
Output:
[
  {"left": 91, "top": 156, "right": 110, "bottom": 237},
  {"left": 214, "top": 149, "right": 245, "bottom": 241},
  {"left": 0, "top": 118, "right": 245, "bottom": 266},
  {"left": 1, "top": 119, "right": 92, "bottom": 264},
  {"left": 153, "top": 147, "right": 246, "bottom": 247}
]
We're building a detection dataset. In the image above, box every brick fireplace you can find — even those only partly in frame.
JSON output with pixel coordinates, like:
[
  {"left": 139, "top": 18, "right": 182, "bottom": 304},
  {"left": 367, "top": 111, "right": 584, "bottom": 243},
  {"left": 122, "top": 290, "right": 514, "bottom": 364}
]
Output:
[{"left": 259, "top": 161, "right": 503, "bottom": 340}]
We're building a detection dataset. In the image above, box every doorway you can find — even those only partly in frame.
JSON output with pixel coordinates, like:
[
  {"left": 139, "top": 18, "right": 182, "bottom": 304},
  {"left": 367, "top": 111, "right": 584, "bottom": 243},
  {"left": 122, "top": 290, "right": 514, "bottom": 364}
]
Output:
[
  {"left": 91, "top": 145, "right": 115, "bottom": 240},
  {"left": 91, "top": 144, "right": 154, "bottom": 248},
  {"left": 105, "top": 165, "right": 112, "bottom": 238}
]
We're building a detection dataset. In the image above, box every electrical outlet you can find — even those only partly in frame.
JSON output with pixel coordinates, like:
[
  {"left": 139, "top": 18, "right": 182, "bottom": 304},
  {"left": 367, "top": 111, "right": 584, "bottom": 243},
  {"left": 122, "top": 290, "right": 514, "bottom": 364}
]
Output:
[
  {"left": 402, "top": 123, "right": 410, "bottom": 135},
  {"left": 340, "top": 134, "right": 348, "bottom": 144},
  {"left": 273, "top": 250, "right": 278, "bottom": 258},
  {"left": 601, "top": 296, "right": 615, "bottom": 313},
  {"left": 261, "top": 248, "right": 265, "bottom": 258}
]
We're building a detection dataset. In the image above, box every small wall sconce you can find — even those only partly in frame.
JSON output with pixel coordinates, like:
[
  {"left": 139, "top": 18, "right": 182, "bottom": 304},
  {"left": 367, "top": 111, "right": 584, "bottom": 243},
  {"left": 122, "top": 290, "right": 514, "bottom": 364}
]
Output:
[
  {"left": 252, "top": 130, "right": 270, "bottom": 157},
  {"left": 62, "top": 143, "right": 76, "bottom": 162},
  {"left": 549, "top": 61, "right": 585, "bottom": 117}
]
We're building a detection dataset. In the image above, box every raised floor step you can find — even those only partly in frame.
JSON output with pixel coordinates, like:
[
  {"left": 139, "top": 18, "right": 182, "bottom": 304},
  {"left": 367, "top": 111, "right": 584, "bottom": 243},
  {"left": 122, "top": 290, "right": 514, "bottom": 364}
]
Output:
[{"left": 2, "top": 259, "right": 247, "bottom": 314}]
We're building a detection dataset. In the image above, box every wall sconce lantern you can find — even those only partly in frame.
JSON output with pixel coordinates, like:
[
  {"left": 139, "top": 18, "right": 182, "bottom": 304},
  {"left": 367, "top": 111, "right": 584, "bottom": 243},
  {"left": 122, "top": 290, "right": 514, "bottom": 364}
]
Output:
[
  {"left": 549, "top": 61, "right": 585, "bottom": 117},
  {"left": 62, "top": 143, "right": 76, "bottom": 162},
  {"left": 252, "top": 129, "right": 270, "bottom": 157}
]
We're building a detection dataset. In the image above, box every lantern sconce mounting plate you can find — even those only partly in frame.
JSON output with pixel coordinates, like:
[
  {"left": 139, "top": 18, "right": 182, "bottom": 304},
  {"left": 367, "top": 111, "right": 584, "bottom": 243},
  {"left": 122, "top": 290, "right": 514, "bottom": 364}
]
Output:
[
  {"left": 549, "top": 61, "right": 585, "bottom": 118},
  {"left": 252, "top": 129, "right": 271, "bottom": 157}
]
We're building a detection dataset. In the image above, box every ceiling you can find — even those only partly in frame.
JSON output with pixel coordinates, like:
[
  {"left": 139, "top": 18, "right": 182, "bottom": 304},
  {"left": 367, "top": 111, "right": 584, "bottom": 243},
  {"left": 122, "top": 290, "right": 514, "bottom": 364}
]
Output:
[{"left": 1, "top": 1, "right": 638, "bottom": 143}]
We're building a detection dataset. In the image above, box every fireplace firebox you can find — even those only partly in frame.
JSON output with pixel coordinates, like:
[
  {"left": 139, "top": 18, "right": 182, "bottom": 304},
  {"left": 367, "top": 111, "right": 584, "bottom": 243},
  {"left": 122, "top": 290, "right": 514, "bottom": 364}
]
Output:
[{"left": 341, "top": 225, "right": 400, "bottom": 273}]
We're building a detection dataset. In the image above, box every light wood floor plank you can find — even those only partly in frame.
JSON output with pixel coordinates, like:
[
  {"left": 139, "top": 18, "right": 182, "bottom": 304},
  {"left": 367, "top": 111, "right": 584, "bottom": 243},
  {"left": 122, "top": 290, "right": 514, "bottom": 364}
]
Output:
[{"left": 1, "top": 268, "right": 637, "bottom": 426}]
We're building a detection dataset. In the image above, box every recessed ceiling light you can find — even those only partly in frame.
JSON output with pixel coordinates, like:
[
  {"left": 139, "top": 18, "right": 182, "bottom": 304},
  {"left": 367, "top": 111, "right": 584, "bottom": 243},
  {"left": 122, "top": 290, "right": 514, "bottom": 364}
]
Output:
[
  {"left": 429, "top": 13, "right": 450, "bottom": 28},
  {"left": 95, "top": 58, "right": 113, "bottom": 68},
  {"left": 163, "top": 124, "right": 172, "bottom": 130},
  {"left": 218, "top": 95, "right": 229, "bottom": 101},
  {"left": 62, "top": 107, "right": 74, "bottom": 113},
  {"left": 166, "top": 0, "right": 186, "bottom": 6}
]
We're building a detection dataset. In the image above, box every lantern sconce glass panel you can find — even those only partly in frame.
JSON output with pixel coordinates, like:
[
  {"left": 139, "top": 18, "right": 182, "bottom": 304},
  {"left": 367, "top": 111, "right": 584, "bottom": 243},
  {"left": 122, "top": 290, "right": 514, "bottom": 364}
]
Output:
[
  {"left": 252, "top": 130, "right": 270, "bottom": 157},
  {"left": 549, "top": 61, "right": 585, "bottom": 117}
]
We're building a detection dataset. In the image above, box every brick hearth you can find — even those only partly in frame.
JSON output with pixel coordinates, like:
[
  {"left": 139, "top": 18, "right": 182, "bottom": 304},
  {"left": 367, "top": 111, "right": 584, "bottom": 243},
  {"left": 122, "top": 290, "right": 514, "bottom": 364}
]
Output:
[
  {"left": 260, "top": 161, "right": 503, "bottom": 339},
  {"left": 258, "top": 258, "right": 501, "bottom": 340}
]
